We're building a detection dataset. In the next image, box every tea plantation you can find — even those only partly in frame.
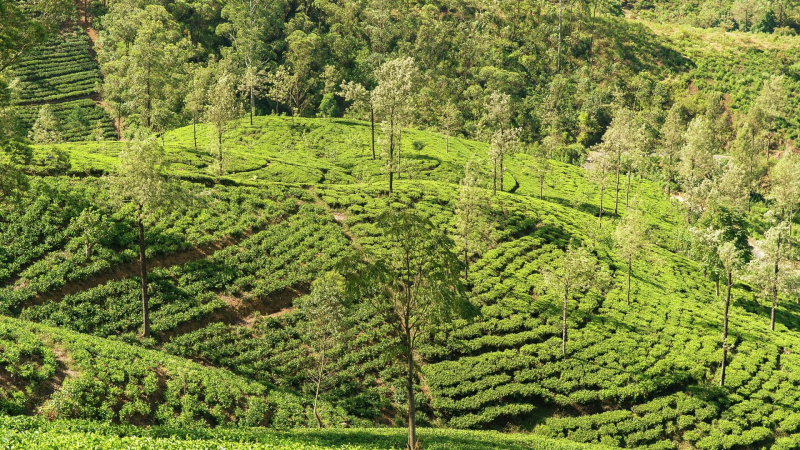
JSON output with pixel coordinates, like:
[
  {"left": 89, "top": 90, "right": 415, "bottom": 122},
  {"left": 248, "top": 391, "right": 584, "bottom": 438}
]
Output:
[
  {"left": 0, "top": 115, "right": 798, "bottom": 449},
  {"left": 9, "top": 27, "right": 116, "bottom": 142}
]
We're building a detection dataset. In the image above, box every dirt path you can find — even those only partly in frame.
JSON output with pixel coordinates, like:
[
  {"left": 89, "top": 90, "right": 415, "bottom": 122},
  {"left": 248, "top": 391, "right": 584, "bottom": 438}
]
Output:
[
  {"left": 25, "top": 233, "right": 253, "bottom": 308},
  {"left": 160, "top": 283, "right": 309, "bottom": 341}
]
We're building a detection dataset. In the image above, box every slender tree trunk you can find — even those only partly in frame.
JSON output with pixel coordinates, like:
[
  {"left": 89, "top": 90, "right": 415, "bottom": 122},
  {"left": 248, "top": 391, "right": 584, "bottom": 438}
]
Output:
[
  {"left": 85, "top": 237, "right": 91, "bottom": 260},
  {"left": 146, "top": 67, "right": 152, "bottom": 129},
  {"left": 137, "top": 207, "right": 150, "bottom": 339},
  {"left": 313, "top": 349, "right": 325, "bottom": 428},
  {"left": 715, "top": 278, "right": 720, "bottom": 297},
  {"left": 192, "top": 112, "right": 197, "bottom": 152},
  {"left": 561, "top": 288, "right": 568, "bottom": 355},
  {"left": 540, "top": 177, "right": 544, "bottom": 200},
  {"left": 250, "top": 87, "right": 254, "bottom": 126},
  {"left": 117, "top": 109, "right": 122, "bottom": 140},
  {"left": 370, "top": 105, "right": 376, "bottom": 160},
  {"left": 218, "top": 130, "right": 223, "bottom": 176},
  {"left": 720, "top": 272, "right": 731, "bottom": 386},
  {"left": 405, "top": 331, "right": 416, "bottom": 450},
  {"left": 614, "top": 158, "right": 621, "bottom": 215},
  {"left": 398, "top": 128, "right": 402, "bottom": 180},
  {"left": 598, "top": 184, "right": 604, "bottom": 228},
  {"left": 389, "top": 115, "right": 394, "bottom": 194},
  {"left": 499, "top": 153, "right": 504, "bottom": 192},
  {"left": 771, "top": 232, "right": 781, "bottom": 331},
  {"left": 492, "top": 160, "right": 497, "bottom": 196},
  {"left": 464, "top": 238, "right": 469, "bottom": 280},
  {"left": 557, "top": 0, "right": 563, "bottom": 72},
  {"left": 626, "top": 170, "right": 632, "bottom": 207},
  {"left": 790, "top": 209, "right": 794, "bottom": 246},
  {"left": 627, "top": 257, "right": 632, "bottom": 305},
  {"left": 445, "top": 134, "right": 449, "bottom": 154}
]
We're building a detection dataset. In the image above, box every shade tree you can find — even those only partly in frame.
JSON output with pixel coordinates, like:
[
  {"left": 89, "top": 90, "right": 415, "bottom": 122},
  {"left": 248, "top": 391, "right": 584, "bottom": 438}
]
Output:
[
  {"left": 109, "top": 135, "right": 175, "bottom": 339},
  {"left": 614, "top": 208, "right": 648, "bottom": 305},
  {"left": 371, "top": 57, "right": 419, "bottom": 194},
  {"left": 455, "top": 158, "right": 494, "bottom": 280},
  {"left": 297, "top": 271, "right": 349, "bottom": 428},
  {"left": 346, "top": 209, "right": 472, "bottom": 450},
  {"left": 540, "top": 243, "right": 599, "bottom": 356}
]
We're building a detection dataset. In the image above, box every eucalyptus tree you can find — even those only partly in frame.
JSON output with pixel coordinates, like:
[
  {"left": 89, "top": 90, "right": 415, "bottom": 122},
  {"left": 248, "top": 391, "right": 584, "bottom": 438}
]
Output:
[
  {"left": 456, "top": 158, "right": 494, "bottom": 280},
  {"left": 205, "top": 67, "right": 241, "bottom": 176},
  {"left": 29, "top": 104, "right": 62, "bottom": 144},
  {"left": 489, "top": 128, "right": 521, "bottom": 196},
  {"left": 599, "top": 108, "right": 644, "bottom": 214},
  {"left": 440, "top": 102, "right": 462, "bottom": 154},
  {"left": 752, "top": 75, "right": 788, "bottom": 159},
  {"left": 730, "top": 121, "right": 764, "bottom": 210},
  {"left": 110, "top": 136, "right": 174, "bottom": 339},
  {"left": 531, "top": 145, "right": 552, "bottom": 200},
  {"left": 98, "top": 4, "right": 193, "bottom": 132},
  {"left": 614, "top": 208, "right": 648, "bottom": 305},
  {"left": 768, "top": 152, "right": 800, "bottom": 239},
  {"left": 747, "top": 223, "right": 789, "bottom": 331},
  {"left": 372, "top": 57, "right": 419, "bottom": 194},
  {"left": 588, "top": 150, "right": 615, "bottom": 227},
  {"left": 717, "top": 241, "right": 743, "bottom": 387},
  {"left": 347, "top": 209, "right": 472, "bottom": 450},
  {"left": 217, "top": 0, "right": 285, "bottom": 125},
  {"left": 541, "top": 244, "right": 598, "bottom": 355},
  {"left": 679, "top": 115, "right": 717, "bottom": 223},
  {"left": 184, "top": 63, "right": 214, "bottom": 152},
  {"left": 658, "top": 103, "right": 687, "bottom": 197},
  {"left": 298, "top": 271, "right": 348, "bottom": 428},
  {"left": 483, "top": 92, "right": 514, "bottom": 191}
]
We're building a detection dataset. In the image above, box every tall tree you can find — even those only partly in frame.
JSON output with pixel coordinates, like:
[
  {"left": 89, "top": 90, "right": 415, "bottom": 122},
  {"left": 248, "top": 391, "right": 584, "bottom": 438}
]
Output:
[
  {"left": 717, "top": 241, "right": 742, "bottom": 387},
  {"left": 531, "top": 145, "right": 552, "bottom": 200},
  {"left": 184, "top": 63, "right": 213, "bottom": 152},
  {"left": 347, "top": 209, "right": 472, "bottom": 450},
  {"left": 455, "top": 158, "right": 493, "bottom": 280},
  {"left": 29, "top": 104, "right": 62, "bottom": 144},
  {"left": 110, "top": 136, "right": 173, "bottom": 339},
  {"left": 297, "top": 271, "right": 348, "bottom": 429},
  {"left": 489, "top": 128, "right": 521, "bottom": 196},
  {"left": 588, "top": 151, "right": 615, "bottom": 227},
  {"left": 769, "top": 152, "right": 800, "bottom": 240},
  {"left": 599, "top": 108, "right": 643, "bottom": 215},
  {"left": 483, "top": 92, "right": 514, "bottom": 191},
  {"left": 730, "top": 121, "right": 764, "bottom": 210},
  {"left": 752, "top": 75, "right": 788, "bottom": 158},
  {"left": 440, "top": 102, "right": 462, "bottom": 154},
  {"left": 205, "top": 67, "right": 241, "bottom": 176},
  {"left": 679, "top": 116, "right": 717, "bottom": 223},
  {"left": 372, "top": 57, "right": 419, "bottom": 195},
  {"left": 614, "top": 208, "right": 648, "bottom": 305},
  {"left": 98, "top": 5, "right": 192, "bottom": 132},
  {"left": 217, "top": 0, "right": 285, "bottom": 125},
  {"left": 659, "top": 103, "right": 686, "bottom": 197},
  {"left": 541, "top": 244, "right": 598, "bottom": 355},
  {"left": 746, "top": 223, "right": 789, "bottom": 330},
  {"left": 265, "top": 65, "right": 293, "bottom": 117}
]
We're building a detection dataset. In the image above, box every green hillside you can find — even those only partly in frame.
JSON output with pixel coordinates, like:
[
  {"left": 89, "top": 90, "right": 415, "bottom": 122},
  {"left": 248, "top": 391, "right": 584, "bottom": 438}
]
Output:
[
  {"left": 0, "top": 116, "right": 797, "bottom": 448},
  {"left": 4, "top": 0, "right": 800, "bottom": 448}
]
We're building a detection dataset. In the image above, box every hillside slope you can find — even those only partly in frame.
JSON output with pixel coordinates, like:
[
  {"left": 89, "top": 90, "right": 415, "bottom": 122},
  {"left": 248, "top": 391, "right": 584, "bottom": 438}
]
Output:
[{"left": 1, "top": 116, "right": 799, "bottom": 449}]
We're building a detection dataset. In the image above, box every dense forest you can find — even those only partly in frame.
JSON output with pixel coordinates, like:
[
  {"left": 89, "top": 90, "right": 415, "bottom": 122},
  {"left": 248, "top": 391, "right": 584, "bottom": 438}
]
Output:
[{"left": 3, "top": 0, "right": 800, "bottom": 449}]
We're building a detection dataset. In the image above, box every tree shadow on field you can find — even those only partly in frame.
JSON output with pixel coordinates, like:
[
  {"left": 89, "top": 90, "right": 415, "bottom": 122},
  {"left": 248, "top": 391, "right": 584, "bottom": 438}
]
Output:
[{"left": 539, "top": 194, "right": 619, "bottom": 223}]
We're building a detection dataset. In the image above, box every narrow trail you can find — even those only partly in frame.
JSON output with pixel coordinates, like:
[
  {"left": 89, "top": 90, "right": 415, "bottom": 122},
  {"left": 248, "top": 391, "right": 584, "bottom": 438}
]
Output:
[
  {"left": 159, "top": 283, "right": 309, "bottom": 342},
  {"left": 24, "top": 232, "right": 254, "bottom": 308}
]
